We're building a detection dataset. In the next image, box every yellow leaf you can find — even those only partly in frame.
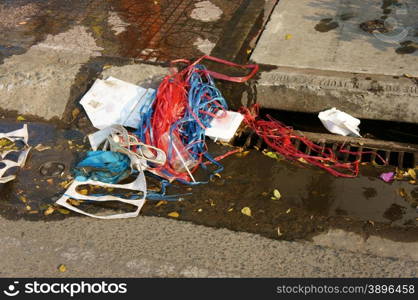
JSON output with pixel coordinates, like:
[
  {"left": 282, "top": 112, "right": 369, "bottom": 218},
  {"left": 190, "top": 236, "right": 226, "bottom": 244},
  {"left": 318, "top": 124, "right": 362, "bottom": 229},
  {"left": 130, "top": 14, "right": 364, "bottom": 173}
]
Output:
[
  {"left": 57, "top": 208, "right": 70, "bottom": 215},
  {"left": 168, "top": 211, "right": 179, "bottom": 218},
  {"left": 78, "top": 189, "right": 88, "bottom": 195},
  {"left": 197, "top": 208, "right": 203, "bottom": 212},
  {"left": 286, "top": 208, "right": 291, "bottom": 214},
  {"left": 68, "top": 199, "right": 81, "bottom": 206},
  {"left": 155, "top": 200, "right": 167, "bottom": 207},
  {"left": 277, "top": 226, "right": 283, "bottom": 237},
  {"left": 227, "top": 208, "right": 233, "bottom": 212},
  {"left": 298, "top": 158, "right": 308, "bottom": 164},
  {"left": 58, "top": 264, "right": 67, "bottom": 272},
  {"left": 18, "top": 21, "right": 27, "bottom": 25},
  {"left": 273, "top": 189, "right": 281, "bottom": 200},
  {"left": 408, "top": 168, "right": 416, "bottom": 180},
  {"left": 44, "top": 206, "right": 55, "bottom": 216},
  {"left": 16, "top": 116, "right": 25, "bottom": 121},
  {"left": 19, "top": 196, "right": 27, "bottom": 203},
  {"left": 285, "top": 33, "right": 293, "bottom": 40},
  {"left": 46, "top": 178, "right": 53, "bottom": 185},
  {"left": 25, "top": 205, "right": 31, "bottom": 211},
  {"left": 241, "top": 207, "right": 252, "bottom": 217}
]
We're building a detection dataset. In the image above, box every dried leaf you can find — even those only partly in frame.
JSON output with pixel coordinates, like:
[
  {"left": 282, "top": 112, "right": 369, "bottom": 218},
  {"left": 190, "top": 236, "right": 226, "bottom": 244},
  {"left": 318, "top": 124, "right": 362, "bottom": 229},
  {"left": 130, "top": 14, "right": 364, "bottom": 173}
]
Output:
[
  {"left": 25, "top": 205, "right": 31, "bottom": 211},
  {"left": 298, "top": 158, "right": 308, "bottom": 164},
  {"left": 273, "top": 189, "right": 281, "bottom": 200},
  {"left": 78, "top": 189, "right": 88, "bottom": 195},
  {"left": 286, "top": 208, "right": 291, "bottom": 214},
  {"left": 241, "top": 207, "right": 252, "bottom": 217},
  {"left": 235, "top": 151, "right": 250, "bottom": 158},
  {"left": 68, "top": 199, "right": 81, "bottom": 206},
  {"left": 34, "top": 144, "right": 51, "bottom": 152},
  {"left": 19, "top": 196, "right": 27, "bottom": 203},
  {"left": 227, "top": 208, "right": 234, "bottom": 212},
  {"left": 155, "top": 200, "right": 167, "bottom": 207},
  {"left": 57, "top": 208, "right": 70, "bottom": 215},
  {"left": 408, "top": 168, "right": 416, "bottom": 180},
  {"left": 16, "top": 116, "right": 25, "bottom": 121},
  {"left": 18, "top": 21, "right": 27, "bottom": 25},
  {"left": 44, "top": 206, "right": 55, "bottom": 216},
  {"left": 58, "top": 264, "right": 67, "bottom": 272},
  {"left": 46, "top": 178, "right": 53, "bottom": 185},
  {"left": 277, "top": 227, "right": 283, "bottom": 237},
  {"left": 168, "top": 211, "right": 179, "bottom": 218},
  {"left": 71, "top": 108, "right": 80, "bottom": 120},
  {"left": 285, "top": 33, "right": 293, "bottom": 40},
  {"left": 197, "top": 208, "right": 203, "bottom": 212}
]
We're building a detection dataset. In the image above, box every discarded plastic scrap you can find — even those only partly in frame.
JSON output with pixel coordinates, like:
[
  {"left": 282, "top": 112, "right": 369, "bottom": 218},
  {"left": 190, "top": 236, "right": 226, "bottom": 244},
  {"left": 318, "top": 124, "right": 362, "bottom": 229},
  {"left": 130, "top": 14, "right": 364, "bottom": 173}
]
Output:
[
  {"left": 240, "top": 105, "right": 385, "bottom": 178},
  {"left": 0, "top": 124, "right": 31, "bottom": 183},
  {"left": 55, "top": 172, "right": 147, "bottom": 219},
  {"left": 318, "top": 107, "right": 361, "bottom": 137},
  {"left": 57, "top": 55, "right": 258, "bottom": 219},
  {"left": 205, "top": 110, "right": 244, "bottom": 143},
  {"left": 80, "top": 76, "right": 155, "bottom": 129}
]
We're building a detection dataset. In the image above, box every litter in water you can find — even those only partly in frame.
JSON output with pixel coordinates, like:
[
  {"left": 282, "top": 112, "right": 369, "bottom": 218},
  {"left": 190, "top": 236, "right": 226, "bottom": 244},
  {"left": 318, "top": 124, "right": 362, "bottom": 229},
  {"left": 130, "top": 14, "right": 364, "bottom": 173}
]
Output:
[
  {"left": 318, "top": 107, "right": 361, "bottom": 137},
  {"left": 0, "top": 124, "right": 31, "bottom": 183}
]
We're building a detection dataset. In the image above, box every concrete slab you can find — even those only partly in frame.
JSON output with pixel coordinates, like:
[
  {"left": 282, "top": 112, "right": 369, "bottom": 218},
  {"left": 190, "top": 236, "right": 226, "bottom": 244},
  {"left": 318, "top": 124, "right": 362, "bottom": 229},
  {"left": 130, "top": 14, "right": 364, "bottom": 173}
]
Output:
[
  {"left": 250, "top": 0, "right": 418, "bottom": 123},
  {"left": 252, "top": 0, "right": 418, "bottom": 76},
  {"left": 0, "top": 25, "right": 168, "bottom": 120}
]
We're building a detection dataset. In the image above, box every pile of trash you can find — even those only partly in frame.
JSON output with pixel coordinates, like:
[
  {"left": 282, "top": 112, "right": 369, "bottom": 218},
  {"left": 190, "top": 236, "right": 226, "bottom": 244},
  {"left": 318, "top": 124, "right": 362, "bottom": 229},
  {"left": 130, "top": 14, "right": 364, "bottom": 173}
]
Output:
[
  {"left": 2, "top": 56, "right": 404, "bottom": 219},
  {"left": 56, "top": 55, "right": 259, "bottom": 219}
]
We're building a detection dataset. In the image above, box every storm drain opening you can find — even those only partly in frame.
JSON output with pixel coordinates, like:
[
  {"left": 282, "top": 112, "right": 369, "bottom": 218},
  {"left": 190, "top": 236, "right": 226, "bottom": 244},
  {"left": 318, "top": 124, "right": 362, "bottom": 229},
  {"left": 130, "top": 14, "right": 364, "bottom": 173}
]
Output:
[{"left": 232, "top": 110, "right": 418, "bottom": 170}]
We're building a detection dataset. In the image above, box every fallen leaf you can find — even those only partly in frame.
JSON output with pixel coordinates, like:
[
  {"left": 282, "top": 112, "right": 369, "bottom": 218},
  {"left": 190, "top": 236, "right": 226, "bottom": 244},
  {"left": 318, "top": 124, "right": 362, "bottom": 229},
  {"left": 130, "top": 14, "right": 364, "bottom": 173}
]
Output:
[
  {"left": 277, "top": 227, "right": 283, "bottom": 237},
  {"left": 408, "top": 168, "right": 416, "bottom": 180},
  {"left": 71, "top": 108, "right": 80, "bottom": 121},
  {"left": 273, "top": 189, "right": 281, "bottom": 200},
  {"left": 155, "top": 200, "right": 167, "bottom": 207},
  {"left": 285, "top": 33, "right": 293, "bottom": 40},
  {"left": 298, "top": 158, "right": 308, "bottom": 164},
  {"left": 241, "top": 207, "right": 252, "bottom": 217},
  {"left": 235, "top": 151, "right": 250, "bottom": 158},
  {"left": 16, "top": 116, "right": 25, "bottom": 121},
  {"left": 57, "top": 208, "right": 70, "bottom": 215},
  {"left": 168, "top": 211, "right": 179, "bottom": 218},
  {"left": 18, "top": 21, "right": 27, "bottom": 25},
  {"left": 68, "top": 199, "right": 81, "bottom": 206},
  {"left": 78, "top": 189, "right": 88, "bottom": 195},
  {"left": 58, "top": 264, "right": 67, "bottom": 272},
  {"left": 103, "top": 65, "right": 112, "bottom": 70},
  {"left": 44, "top": 206, "right": 55, "bottom": 216},
  {"left": 197, "top": 208, "right": 203, "bottom": 212},
  {"left": 46, "top": 178, "right": 54, "bottom": 185},
  {"left": 34, "top": 144, "right": 51, "bottom": 152},
  {"left": 25, "top": 205, "right": 31, "bottom": 211},
  {"left": 227, "top": 208, "right": 233, "bottom": 212},
  {"left": 286, "top": 208, "right": 291, "bottom": 214},
  {"left": 19, "top": 196, "right": 27, "bottom": 203}
]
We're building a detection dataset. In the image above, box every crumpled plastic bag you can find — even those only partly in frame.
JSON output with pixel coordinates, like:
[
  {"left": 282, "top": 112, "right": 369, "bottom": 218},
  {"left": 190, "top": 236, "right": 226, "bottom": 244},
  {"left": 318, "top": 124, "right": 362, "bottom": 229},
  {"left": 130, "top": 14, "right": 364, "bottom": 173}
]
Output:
[{"left": 318, "top": 107, "right": 361, "bottom": 137}]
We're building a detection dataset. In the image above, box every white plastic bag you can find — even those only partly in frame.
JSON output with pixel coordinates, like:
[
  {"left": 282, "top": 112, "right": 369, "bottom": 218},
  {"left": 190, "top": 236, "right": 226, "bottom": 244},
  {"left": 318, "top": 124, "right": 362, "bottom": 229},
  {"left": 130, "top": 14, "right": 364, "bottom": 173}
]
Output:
[
  {"left": 318, "top": 108, "right": 361, "bottom": 137},
  {"left": 80, "top": 77, "right": 155, "bottom": 129}
]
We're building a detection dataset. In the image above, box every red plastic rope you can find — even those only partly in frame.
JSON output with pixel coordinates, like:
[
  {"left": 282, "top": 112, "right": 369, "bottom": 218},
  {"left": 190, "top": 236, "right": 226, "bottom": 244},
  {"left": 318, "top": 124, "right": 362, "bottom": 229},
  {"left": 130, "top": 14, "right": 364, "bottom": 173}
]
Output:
[{"left": 240, "top": 105, "right": 386, "bottom": 178}]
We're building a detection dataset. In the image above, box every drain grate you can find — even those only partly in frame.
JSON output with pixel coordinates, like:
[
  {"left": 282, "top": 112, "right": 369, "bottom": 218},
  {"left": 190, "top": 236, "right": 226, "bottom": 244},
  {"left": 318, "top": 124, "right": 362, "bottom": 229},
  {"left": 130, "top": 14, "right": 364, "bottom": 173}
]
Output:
[{"left": 235, "top": 129, "right": 418, "bottom": 169}]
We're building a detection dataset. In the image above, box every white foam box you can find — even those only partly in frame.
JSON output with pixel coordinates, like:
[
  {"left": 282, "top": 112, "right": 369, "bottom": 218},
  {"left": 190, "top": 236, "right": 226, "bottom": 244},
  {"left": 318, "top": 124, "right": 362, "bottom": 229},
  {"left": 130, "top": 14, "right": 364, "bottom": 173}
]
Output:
[{"left": 205, "top": 110, "right": 244, "bottom": 143}]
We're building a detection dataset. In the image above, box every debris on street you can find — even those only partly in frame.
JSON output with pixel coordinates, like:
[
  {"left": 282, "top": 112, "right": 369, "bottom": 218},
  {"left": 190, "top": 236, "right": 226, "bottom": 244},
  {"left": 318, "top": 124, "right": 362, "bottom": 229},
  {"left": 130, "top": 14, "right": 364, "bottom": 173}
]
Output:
[
  {"left": 0, "top": 124, "right": 31, "bottom": 183},
  {"left": 55, "top": 55, "right": 259, "bottom": 218},
  {"left": 318, "top": 107, "right": 361, "bottom": 137}
]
